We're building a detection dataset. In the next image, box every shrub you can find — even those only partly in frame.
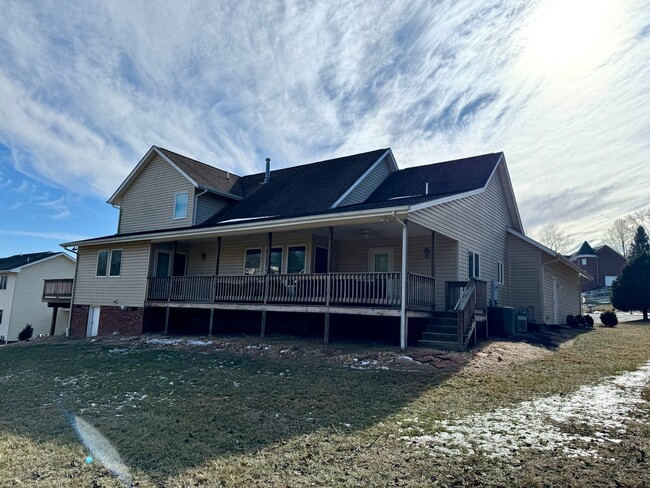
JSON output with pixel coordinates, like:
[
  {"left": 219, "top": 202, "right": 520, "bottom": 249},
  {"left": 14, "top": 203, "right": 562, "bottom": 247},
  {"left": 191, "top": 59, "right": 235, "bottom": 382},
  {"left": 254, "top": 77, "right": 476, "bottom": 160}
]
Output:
[
  {"left": 18, "top": 324, "right": 34, "bottom": 342},
  {"left": 584, "top": 314, "right": 594, "bottom": 327},
  {"left": 600, "top": 310, "right": 618, "bottom": 327},
  {"left": 575, "top": 314, "right": 586, "bottom": 325},
  {"left": 566, "top": 314, "right": 578, "bottom": 327}
]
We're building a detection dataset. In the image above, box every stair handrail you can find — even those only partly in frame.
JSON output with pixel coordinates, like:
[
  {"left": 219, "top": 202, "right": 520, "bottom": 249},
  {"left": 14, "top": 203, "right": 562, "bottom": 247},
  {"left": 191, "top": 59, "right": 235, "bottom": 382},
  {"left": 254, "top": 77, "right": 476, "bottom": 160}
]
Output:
[{"left": 454, "top": 279, "right": 478, "bottom": 348}]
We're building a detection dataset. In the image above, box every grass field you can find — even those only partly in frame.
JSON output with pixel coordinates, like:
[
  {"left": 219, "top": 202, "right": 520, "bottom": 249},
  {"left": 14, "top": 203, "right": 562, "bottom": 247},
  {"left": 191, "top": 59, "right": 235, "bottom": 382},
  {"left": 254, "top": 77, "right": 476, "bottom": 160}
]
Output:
[{"left": 1, "top": 323, "right": 649, "bottom": 487}]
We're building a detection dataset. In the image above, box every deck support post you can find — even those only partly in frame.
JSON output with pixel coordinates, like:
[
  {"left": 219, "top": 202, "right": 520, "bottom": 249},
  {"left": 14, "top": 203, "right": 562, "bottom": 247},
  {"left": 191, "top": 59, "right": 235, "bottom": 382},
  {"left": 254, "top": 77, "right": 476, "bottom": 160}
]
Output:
[
  {"left": 324, "top": 226, "right": 333, "bottom": 344},
  {"left": 164, "top": 307, "right": 170, "bottom": 334},
  {"left": 260, "top": 310, "right": 267, "bottom": 337},
  {"left": 400, "top": 220, "right": 408, "bottom": 350},
  {"left": 49, "top": 306, "right": 59, "bottom": 336},
  {"left": 208, "top": 308, "right": 214, "bottom": 336}
]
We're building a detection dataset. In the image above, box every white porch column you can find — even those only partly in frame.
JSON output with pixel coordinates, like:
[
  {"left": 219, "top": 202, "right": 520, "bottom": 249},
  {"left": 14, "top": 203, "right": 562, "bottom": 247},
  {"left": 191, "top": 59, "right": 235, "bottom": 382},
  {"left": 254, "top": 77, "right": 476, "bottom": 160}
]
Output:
[{"left": 400, "top": 220, "right": 408, "bottom": 350}]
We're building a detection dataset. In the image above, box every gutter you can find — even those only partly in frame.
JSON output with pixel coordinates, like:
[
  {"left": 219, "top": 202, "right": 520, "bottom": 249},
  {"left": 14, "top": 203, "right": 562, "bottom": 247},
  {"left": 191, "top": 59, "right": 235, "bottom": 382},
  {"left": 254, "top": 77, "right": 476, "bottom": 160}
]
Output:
[{"left": 62, "top": 206, "right": 410, "bottom": 247}]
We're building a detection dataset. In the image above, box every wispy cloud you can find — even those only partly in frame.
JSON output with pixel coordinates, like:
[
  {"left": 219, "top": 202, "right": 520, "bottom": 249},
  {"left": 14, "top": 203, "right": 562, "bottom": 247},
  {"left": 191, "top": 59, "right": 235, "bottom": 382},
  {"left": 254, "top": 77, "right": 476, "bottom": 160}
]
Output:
[
  {"left": 0, "top": 229, "right": 89, "bottom": 242},
  {"left": 0, "top": 0, "right": 648, "bottom": 244}
]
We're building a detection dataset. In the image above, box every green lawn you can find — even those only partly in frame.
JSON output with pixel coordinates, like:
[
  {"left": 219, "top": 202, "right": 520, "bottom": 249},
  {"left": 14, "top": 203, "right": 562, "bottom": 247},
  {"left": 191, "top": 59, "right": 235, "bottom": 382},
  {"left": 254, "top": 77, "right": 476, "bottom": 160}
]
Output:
[{"left": 1, "top": 324, "right": 649, "bottom": 487}]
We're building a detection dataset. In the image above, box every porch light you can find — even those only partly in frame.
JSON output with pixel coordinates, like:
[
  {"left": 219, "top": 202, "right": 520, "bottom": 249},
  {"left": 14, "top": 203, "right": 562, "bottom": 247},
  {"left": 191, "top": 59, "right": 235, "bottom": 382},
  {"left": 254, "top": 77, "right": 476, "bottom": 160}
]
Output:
[{"left": 424, "top": 247, "right": 431, "bottom": 258}]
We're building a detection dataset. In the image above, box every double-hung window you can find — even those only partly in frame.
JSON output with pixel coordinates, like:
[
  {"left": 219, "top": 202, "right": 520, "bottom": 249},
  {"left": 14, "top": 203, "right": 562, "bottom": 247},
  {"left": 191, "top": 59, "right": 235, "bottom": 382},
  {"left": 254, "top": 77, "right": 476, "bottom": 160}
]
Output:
[
  {"left": 287, "top": 246, "right": 306, "bottom": 274},
  {"left": 497, "top": 261, "right": 505, "bottom": 284},
  {"left": 244, "top": 249, "right": 262, "bottom": 275},
  {"left": 468, "top": 251, "right": 480, "bottom": 279},
  {"left": 0, "top": 275, "right": 7, "bottom": 290},
  {"left": 96, "top": 250, "right": 123, "bottom": 277}
]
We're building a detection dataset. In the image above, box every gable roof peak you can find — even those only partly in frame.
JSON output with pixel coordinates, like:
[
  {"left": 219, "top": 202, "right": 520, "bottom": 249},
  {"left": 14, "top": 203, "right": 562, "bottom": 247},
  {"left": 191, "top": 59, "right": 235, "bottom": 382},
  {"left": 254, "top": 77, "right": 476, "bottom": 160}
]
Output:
[{"left": 574, "top": 240, "right": 597, "bottom": 257}]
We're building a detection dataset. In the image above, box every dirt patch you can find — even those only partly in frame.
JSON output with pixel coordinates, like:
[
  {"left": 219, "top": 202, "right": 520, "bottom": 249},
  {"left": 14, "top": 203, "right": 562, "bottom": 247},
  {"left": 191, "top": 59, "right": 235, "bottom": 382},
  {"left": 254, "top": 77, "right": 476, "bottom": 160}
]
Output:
[{"left": 464, "top": 340, "right": 552, "bottom": 372}]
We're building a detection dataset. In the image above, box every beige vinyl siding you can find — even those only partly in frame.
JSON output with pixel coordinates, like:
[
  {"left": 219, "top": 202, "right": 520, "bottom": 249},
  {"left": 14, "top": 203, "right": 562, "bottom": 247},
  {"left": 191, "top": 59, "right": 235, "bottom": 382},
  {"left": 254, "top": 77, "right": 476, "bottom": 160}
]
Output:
[
  {"left": 409, "top": 164, "right": 513, "bottom": 306},
  {"left": 73, "top": 243, "right": 151, "bottom": 307},
  {"left": 508, "top": 233, "right": 543, "bottom": 322},
  {"left": 542, "top": 257, "right": 581, "bottom": 323},
  {"left": 217, "top": 231, "right": 313, "bottom": 275},
  {"left": 185, "top": 240, "right": 219, "bottom": 275},
  {"left": 6, "top": 255, "right": 75, "bottom": 341},
  {"left": 195, "top": 193, "right": 231, "bottom": 224},
  {"left": 434, "top": 234, "right": 458, "bottom": 311},
  {"left": 0, "top": 273, "right": 17, "bottom": 341},
  {"left": 338, "top": 156, "right": 392, "bottom": 207},
  {"left": 119, "top": 155, "right": 195, "bottom": 234},
  {"left": 338, "top": 235, "right": 430, "bottom": 274}
]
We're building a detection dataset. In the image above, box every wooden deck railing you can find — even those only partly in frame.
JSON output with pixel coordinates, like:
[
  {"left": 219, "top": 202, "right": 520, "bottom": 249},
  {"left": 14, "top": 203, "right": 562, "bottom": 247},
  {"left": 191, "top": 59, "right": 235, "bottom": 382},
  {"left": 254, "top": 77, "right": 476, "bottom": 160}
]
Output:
[
  {"left": 445, "top": 281, "right": 467, "bottom": 310},
  {"left": 453, "top": 278, "right": 488, "bottom": 349},
  {"left": 146, "top": 272, "right": 435, "bottom": 309},
  {"left": 407, "top": 273, "right": 436, "bottom": 309},
  {"left": 42, "top": 279, "right": 74, "bottom": 300}
]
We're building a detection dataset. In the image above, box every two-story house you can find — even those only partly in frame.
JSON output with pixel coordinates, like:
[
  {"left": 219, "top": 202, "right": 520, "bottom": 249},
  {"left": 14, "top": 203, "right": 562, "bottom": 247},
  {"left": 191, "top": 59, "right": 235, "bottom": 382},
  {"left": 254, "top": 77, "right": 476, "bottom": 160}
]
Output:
[
  {"left": 62, "top": 146, "right": 588, "bottom": 350},
  {"left": 569, "top": 241, "right": 627, "bottom": 291}
]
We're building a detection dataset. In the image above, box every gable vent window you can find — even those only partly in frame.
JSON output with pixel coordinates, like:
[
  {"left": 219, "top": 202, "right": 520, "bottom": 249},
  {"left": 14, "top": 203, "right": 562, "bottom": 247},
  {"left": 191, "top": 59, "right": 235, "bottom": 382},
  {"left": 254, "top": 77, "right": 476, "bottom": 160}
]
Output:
[
  {"left": 0, "top": 275, "right": 7, "bottom": 290},
  {"left": 468, "top": 251, "right": 480, "bottom": 279},
  {"left": 173, "top": 191, "right": 189, "bottom": 219}
]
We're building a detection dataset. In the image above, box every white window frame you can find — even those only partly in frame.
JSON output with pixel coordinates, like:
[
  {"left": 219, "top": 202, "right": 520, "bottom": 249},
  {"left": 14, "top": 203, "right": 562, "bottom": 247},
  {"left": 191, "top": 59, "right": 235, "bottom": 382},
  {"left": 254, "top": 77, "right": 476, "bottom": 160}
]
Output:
[
  {"left": 286, "top": 245, "right": 307, "bottom": 274},
  {"left": 581, "top": 258, "right": 587, "bottom": 265},
  {"left": 173, "top": 191, "right": 189, "bottom": 220},
  {"left": 468, "top": 250, "right": 481, "bottom": 279},
  {"left": 0, "top": 275, "right": 7, "bottom": 290},
  {"left": 266, "top": 246, "right": 284, "bottom": 275},
  {"left": 497, "top": 261, "right": 505, "bottom": 285},
  {"left": 369, "top": 248, "right": 394, "bottom": 273},
  {"left": 96, "top": 249, "right": 123, "bottom": 278}
]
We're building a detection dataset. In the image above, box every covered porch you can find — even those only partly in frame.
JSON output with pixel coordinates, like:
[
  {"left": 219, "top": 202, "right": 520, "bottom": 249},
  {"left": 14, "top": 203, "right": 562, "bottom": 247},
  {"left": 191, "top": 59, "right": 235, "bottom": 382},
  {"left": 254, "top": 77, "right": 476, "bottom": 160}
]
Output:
[{"left": 143, "top": 214, "right": 462, "bottom": 348}]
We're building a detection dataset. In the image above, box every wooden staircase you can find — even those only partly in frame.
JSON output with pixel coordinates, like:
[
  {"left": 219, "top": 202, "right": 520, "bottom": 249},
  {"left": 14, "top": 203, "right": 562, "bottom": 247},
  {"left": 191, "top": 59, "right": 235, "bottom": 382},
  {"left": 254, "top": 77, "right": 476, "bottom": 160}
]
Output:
[{"left": 417, "top": 279, "right": 488, "bottom": 351}]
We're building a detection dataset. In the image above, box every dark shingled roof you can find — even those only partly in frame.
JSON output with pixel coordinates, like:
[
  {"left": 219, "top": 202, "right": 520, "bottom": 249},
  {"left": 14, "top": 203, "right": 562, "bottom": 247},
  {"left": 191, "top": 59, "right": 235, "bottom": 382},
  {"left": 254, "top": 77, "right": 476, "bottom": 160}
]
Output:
[
  {"left": 366, "top": 153, "right": 502, "bottom": 203},
  {"left": 0, "top": 251, "right": 58, "bottom": 271},
  {"left": 157, "top": 147, "right": 242, "bottom": 197},
  {"left": 204, "top": 149, "right": 389, "bottom": 225},
  {"left": 573, "top": 241, "right": 597, "bottom": 257}
]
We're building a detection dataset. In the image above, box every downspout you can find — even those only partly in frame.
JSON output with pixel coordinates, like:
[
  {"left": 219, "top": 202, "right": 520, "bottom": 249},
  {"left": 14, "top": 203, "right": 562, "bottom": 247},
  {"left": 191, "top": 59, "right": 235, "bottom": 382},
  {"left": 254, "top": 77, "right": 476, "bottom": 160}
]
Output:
[
  {"left": 111, "top": 204, "right": 121, "bottom": 234},
  {"left": 193, "top": 189, "right": 208, "bottom": 226},
  {"left": 63, "top": 245, "right": 79, "bottom": 338},
  {"left": 391, "top": 211, "right": 408, "bottom": 351}
]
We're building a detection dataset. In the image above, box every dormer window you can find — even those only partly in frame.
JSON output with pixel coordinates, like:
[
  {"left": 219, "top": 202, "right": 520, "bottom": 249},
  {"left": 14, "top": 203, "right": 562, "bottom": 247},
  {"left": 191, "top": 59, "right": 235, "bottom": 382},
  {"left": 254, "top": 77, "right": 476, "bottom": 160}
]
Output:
[{"left": 174, "top": 192, "right": 188, "bottom": 219}]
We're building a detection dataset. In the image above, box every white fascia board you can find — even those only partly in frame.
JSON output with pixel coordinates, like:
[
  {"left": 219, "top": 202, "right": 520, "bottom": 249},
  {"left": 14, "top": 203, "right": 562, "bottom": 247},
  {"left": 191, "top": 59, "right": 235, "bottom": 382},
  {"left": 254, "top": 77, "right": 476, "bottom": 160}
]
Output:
[
  {"left": 330, "top": 149, "right": 393, "bottom": 209},
  {"left": 9, "top": 252, "right": 76, "bottom": 272},
  {"left": 62, "top": 206, "right": 410, "bottom": 247},
  {"left": 496, "top": 154, "right": 524, "bottom": 233},
  {"left": 107, "top": 146, "right": 158, "bottom": 205},
  {"left": 506, "top": 228, "right": 591, "bottom": 279}
]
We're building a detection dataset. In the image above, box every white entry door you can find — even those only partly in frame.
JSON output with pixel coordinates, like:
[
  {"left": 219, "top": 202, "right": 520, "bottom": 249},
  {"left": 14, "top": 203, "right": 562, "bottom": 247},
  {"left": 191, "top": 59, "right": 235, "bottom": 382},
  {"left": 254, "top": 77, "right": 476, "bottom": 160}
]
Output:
[{"left": 86, "top": 306, "right": 100, "bottom": 337}]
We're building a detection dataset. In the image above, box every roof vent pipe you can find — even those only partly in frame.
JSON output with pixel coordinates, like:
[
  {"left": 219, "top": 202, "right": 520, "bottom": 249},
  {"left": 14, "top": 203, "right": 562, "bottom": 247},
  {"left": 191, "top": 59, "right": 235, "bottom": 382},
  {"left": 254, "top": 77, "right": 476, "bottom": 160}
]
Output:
[
  {"left": 425, "top": 182, "right": 429, "bottom": 195},
  {"left": 264, "top": 157, "right": 271, "bottom": 184}
]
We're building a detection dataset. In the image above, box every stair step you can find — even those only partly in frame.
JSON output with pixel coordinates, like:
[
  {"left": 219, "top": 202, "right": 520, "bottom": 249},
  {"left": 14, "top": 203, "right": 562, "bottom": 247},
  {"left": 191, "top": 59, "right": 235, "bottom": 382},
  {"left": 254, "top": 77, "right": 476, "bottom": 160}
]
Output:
[
  {"left": 424, "top": 324, "right": 457, "bottom": 334},
  {"left": 431, "top": 311, "right": 458, "bottom": 319},
  {"left": 421, "top": 331, "right": 457, "bottom": 342},
  {"left": 429, "top": 317, "right": 458, "bottom": 326},
  {"left": 417, "top": 339, "right": 462, "bottom": 351}
]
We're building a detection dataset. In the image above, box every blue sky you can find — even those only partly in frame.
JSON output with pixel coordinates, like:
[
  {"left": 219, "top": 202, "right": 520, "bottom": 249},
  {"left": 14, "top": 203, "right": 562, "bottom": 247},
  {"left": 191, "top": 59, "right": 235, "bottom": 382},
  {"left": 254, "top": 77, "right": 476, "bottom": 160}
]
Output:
[{"left": 1, "top": 0, "right": 649, "bottom": 257}]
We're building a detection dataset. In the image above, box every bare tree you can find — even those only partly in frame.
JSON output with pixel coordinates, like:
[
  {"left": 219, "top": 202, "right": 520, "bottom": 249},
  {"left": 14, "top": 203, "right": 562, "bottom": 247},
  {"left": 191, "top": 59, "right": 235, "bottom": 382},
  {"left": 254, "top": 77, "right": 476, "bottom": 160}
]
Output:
[
  {"left": 626, "top": 208, "right": 650, "bottom": 232},
  {"left": 537, "top": 224, "right": 574, "bottom": 254},
  {"left": 603, "top": 218, "right": 634, "bottom": 256}
]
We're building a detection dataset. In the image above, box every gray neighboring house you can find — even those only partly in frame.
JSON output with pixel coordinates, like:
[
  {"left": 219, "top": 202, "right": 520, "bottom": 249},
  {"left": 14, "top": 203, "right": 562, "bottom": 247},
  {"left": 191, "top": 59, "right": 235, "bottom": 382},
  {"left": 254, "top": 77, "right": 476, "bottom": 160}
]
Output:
[
  {"left": 0, "top": 252, "right": 76, "bottom": 342},
  {"left": 62, "top": 146, "right": 589, "bottom": 350}
]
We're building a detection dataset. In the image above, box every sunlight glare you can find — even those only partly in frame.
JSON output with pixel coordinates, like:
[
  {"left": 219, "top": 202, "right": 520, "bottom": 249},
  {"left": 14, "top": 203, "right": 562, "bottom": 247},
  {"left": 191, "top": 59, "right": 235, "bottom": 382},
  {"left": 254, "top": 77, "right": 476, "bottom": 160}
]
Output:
[{"left": 522, "top": 0, "right": 614, "bottom": 72}]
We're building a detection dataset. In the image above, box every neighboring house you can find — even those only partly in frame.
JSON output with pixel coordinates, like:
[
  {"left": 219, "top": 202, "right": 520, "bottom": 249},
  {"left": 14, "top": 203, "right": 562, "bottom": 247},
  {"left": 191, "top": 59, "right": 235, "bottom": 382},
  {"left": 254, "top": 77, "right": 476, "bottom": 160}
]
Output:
[
  {"left": 0, "top": 252, "right": 76, "bottom": 342},
  {"left": 62, "top": 146, "right": 588, "bottom": 350},
  {"left": 568, "top": 241, "right": 627, "bottom": 291}
]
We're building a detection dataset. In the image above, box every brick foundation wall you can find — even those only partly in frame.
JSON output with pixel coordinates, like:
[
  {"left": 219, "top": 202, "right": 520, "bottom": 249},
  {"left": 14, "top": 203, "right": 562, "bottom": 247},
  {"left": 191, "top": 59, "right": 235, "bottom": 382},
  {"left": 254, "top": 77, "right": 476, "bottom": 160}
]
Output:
[
  {"left": 69, "top": 305, "right": 144, "bottom": 337},
  {"left": 70, "top": 305, "right": 89, "bottom": 337}
]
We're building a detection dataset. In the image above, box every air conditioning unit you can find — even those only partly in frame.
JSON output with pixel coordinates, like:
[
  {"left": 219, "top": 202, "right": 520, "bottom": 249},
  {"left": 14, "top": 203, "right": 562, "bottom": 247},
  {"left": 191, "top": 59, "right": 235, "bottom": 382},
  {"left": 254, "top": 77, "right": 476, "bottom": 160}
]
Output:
[{"left": 517, "top": 316, "right": 528, "bottom": 333}]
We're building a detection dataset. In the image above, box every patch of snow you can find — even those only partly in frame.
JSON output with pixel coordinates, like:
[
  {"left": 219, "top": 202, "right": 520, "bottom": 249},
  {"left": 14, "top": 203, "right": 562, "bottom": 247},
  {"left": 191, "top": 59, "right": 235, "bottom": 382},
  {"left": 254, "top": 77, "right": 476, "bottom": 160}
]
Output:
[
  {"left": 186, "top": 340, "right": 213, "bottom": 346},
  {"left": 402, "top": 362, "right": 650, "bottom": 459},
  {"left": 147, "top": 338, "right": 182, "bottom": 345},
  {"left": 400, "top": 355, "right": 414, "bottom": 361}
]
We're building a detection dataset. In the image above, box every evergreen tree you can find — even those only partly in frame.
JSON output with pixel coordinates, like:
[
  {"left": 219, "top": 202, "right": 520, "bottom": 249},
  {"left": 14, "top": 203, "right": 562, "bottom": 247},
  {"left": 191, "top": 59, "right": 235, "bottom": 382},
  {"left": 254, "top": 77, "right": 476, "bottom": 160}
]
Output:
[
  {"left": 628, "top": 226, "right": 650, "bottom": 260},
  {"left": 611, "top": 253, "right": 650, "bottom": 321}
]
